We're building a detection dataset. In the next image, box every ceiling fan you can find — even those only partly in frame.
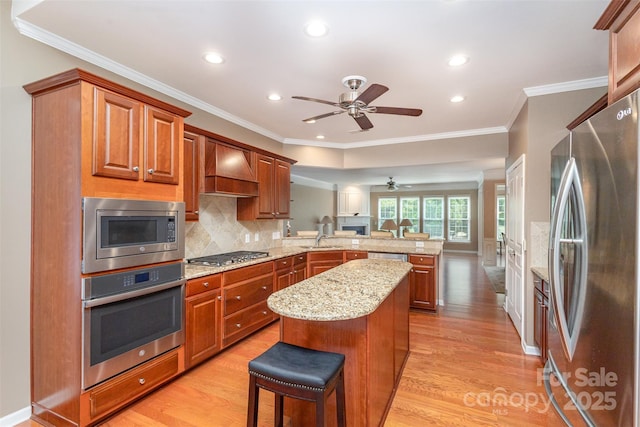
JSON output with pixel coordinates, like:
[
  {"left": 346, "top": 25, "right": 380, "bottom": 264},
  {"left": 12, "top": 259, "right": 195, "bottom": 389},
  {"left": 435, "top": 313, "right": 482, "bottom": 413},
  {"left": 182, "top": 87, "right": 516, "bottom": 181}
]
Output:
[
  {"left": 292, "top": 75, "right": 423, "bottom": 131},
  {"left": 386, "top": 177, "right": 399, "bottom": 192}
]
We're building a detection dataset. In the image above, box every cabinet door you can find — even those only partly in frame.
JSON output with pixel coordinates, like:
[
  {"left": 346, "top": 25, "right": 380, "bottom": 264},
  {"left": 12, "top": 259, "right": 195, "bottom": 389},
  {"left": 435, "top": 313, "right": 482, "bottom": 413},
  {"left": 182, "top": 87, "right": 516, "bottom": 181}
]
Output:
[
  {"left": 144, "top": 106, "right": 180, "bottom": 184},
  {"left": 410, "top": 266, "right": 436, "bottom": 311},
  {"left": 93, "top": 88, "right": 141, "bottom": 180},
  {"left": 183, "top": 131, "right": 202, "bottom": 221},
  {"left": 185, "top": 289, "right": 221, "bottom": 369},
  {"left": 255, "top": 154, "right": 276, "bottom": 218},
  {"left": 274, "top": 159, "right": 291, "bottom": 218}
]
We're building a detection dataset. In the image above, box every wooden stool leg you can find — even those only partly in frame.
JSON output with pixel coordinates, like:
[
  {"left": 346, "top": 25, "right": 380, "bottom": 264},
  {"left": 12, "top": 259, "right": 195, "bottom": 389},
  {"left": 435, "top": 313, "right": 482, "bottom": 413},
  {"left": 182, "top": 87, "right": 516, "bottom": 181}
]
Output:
[
  {"left": 247, "top": 375, "right": 259, "bottom": 427},
  {"left": 316, "top": 390, "right": 326, "bottom": 427},
  {"left": 274, "top": 393, "right": 284, "bottom": 427},
  {"left": 335, "top": 370, "right": 346, "bottom": 427}
]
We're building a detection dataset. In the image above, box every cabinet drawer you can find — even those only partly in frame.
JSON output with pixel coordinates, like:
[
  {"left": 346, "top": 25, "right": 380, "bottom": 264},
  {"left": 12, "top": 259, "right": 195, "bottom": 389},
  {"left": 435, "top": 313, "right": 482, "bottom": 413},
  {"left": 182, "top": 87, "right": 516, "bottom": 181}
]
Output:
[
  {"left": 275, "top": 256, "right": 294, "bottom": 271},
  {"left": 533, "top": 274, "right": 549, "bottom": 297},
  {"left": 88, "top": 349, "right": 181, "bottom": 419},
  {"left": 409, "top": 254, "right": 435, "bottom": 266},
  {"left": 345, "top": 250, "right": 368, "bottom": 261},
  {"left": 186, "top": 274, "right": 221, "bottom": 297},
  {"left": 224, "top": 275, "right": 273, "bottom": 315},
  {"left": 307, "top": 250, "right": 343, "bottom": 262},
  {"left": 293, "top": 253, "right": 307, "bottom": 266},
  {"left": 223, "top": 301, "right": 275, "bottom": 345},
  {"left": 223, "top": 262, "right": 273, "bottom": 284}
]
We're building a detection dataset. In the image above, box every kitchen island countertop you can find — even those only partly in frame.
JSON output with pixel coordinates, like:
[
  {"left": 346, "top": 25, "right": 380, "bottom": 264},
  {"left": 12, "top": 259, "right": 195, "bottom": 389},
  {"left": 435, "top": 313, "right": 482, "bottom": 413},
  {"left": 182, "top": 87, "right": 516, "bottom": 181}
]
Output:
[{"left": 267, "top": 258, "right": 412, "bottom": 321}]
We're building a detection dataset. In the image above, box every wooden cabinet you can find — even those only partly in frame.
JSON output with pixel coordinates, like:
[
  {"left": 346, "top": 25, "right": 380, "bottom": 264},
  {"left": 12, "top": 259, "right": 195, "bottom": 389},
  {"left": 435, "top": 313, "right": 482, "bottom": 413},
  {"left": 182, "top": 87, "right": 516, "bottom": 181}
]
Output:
[
  {"left": 92, "top": 86, "right": 184, "bottom": 191},
  {"left": 307, "top": 250, "right": 344, "bottom": 277},
  {"left": 183, "top": 131, "right": 204, "bottom": 220},
  {"left": 237, "top": 154, "right": 292, "bottom": 220},
  {"left": 344, "top": 250, "right": 368, "bottom": 261},
  {"left": 595, "top": 1, "right": 640, "bottom": 104},
  {"left": 408, "top": 254, "right": 437, "bottom": 311},
  {"left": 81, "top": 348, "right": 183, "bottom": 424},
  {"left": 221, "top": 262, "right": 276, "bottom": 347},
  {"left": 533, "top": 272, "right": 549, "bottom": 365},
  {"left": 24, "top": 69, "right": 191, "bottom": 427},
  {"left": 185, "top": 274, "right": 222, "bottom": 369},
  {"left": 203, "top": 137, "right": 258, "bottom": 196},
  {"left": 275, "top": 253, "right": 307, "bottom": 291}
]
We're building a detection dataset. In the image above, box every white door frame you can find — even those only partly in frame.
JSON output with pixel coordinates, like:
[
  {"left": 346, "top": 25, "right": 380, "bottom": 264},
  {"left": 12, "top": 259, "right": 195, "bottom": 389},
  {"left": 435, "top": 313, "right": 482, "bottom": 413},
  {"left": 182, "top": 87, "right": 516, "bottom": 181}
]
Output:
[{"left": 505, "top": 154, "right": 525, "bottom": 341}]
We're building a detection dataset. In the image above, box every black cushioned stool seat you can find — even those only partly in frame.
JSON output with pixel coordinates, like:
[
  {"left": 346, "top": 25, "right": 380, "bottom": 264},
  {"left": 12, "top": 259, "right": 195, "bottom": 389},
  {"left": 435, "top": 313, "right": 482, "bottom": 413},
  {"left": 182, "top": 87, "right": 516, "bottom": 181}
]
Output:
[{"left": 247, "top": 342, "right": 346, "bottom": 427}]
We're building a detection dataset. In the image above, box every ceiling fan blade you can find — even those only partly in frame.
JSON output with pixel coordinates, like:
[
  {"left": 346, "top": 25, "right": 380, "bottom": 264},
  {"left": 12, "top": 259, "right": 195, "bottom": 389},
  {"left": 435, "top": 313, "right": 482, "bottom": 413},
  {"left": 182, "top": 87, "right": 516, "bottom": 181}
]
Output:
[
  {"left": 302, "top": 110, "right": 345, "bottom": 122},
  {"left": 355, "top": 84, "right": 388, "bottom": 105},
  {"left": 353, "top": 114, "right": 374, "bottom": 130},
  {"left": 371, "top": 106, "right": 423, "bottom": 116},
  {"left": 292, "top": 96, "right": 341, "bottom": 107}
]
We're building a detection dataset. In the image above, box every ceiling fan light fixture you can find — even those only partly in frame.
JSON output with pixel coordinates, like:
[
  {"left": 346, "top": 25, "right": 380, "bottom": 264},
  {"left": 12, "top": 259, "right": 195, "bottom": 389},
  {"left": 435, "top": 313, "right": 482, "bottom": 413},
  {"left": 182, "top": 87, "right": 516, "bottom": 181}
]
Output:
[
  {"left": 304, "top": 20, "right": 329, "bottom": 37},
  {"left": 386, "top": 177, "right": 399, "bottom": 191}
]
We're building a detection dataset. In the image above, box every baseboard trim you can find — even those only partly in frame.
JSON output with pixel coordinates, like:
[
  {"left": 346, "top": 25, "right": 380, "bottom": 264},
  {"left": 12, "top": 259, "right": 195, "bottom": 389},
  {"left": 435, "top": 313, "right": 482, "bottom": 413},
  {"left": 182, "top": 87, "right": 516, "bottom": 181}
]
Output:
[
  {"left": 522, "top": 342, "right": 541, "bottom": 357},
  {"left": 0, "top": 406, "right": 30, "bottom": 427}
]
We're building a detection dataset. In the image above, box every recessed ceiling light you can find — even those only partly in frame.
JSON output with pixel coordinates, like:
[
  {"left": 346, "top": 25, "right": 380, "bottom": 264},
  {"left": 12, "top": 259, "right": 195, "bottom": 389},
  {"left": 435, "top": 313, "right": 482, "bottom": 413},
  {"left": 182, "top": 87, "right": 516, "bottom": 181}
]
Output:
[
  {"left": 267, "top": 93, "right": 282, "bottom": 101},
  {"left": 450, "top": 95, "right": 465, "bottom": 103},
  {"left": 316, "top": 134, "right": 325, "bottom": 139},
  {"left": 304, "top": 20, "right": 329, "bottom": 37},
  {"left": 203, "top": 52, "right": 225, "bottom": 64},
  {"left": 448, "top": 55, "right": 469, "bottom": 67},
  {"left": 304, "top": 119, "right": 316, "bottom": 124}
]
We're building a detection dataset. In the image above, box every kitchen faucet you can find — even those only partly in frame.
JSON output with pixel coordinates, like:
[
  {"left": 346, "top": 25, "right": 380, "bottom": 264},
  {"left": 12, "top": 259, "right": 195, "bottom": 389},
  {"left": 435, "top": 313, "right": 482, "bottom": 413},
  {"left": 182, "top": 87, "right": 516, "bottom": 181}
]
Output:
[{"left": 315, "top": 233, "right": 328, "bottom": 247}]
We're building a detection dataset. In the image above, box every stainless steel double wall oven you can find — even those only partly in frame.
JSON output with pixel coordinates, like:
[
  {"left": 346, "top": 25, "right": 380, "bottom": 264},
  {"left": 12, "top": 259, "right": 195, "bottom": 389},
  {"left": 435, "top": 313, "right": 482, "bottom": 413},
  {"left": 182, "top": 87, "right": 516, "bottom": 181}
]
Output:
[{"left": 81, "top": 197, "right": 186, "bottom": 389}]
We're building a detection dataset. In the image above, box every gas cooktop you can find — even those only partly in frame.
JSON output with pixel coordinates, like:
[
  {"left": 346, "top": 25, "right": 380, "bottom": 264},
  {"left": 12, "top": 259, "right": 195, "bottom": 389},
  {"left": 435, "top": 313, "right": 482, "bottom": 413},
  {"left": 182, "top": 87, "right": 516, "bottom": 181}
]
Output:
[{"left": 187, "top": 250, "right": 270, "bottom": 267}]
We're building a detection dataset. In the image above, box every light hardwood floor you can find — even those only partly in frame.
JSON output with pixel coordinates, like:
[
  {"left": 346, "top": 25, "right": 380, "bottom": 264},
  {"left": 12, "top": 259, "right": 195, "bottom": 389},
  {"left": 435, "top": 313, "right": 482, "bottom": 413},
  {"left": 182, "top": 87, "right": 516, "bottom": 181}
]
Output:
[{"left": 21, "top": 254, "right": 566, "bottom": 426}]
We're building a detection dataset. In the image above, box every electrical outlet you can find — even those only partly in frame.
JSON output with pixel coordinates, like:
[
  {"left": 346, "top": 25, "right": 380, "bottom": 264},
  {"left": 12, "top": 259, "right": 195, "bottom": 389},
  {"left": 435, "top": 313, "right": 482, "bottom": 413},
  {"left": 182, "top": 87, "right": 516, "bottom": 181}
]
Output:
[
  {"left": 245, "top": 233, "right": 251, "bottom": 243},
  {"left": 351, "top": 239, "right": 360, "bottom": 245},
  {"left": 272, "top": 231, "right": 281, "bottom": 240},
  {"left": 254, "top": 233, "right": 259, "bottom": 242},
  {"left": 416, "top": 241, "right": 425, "bottom": 248}
]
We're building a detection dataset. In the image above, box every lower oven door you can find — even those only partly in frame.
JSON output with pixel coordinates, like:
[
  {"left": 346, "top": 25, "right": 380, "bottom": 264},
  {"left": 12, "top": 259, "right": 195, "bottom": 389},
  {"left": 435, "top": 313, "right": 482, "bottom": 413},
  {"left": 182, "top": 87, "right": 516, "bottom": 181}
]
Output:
[{"left": 83, "top": 279, "right": 185, "bottom": 390}]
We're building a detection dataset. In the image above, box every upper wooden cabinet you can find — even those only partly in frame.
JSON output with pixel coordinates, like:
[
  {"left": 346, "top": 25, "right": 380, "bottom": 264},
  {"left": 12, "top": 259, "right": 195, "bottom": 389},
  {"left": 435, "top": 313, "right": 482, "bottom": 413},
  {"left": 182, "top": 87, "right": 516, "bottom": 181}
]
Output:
[
  {"left": 183, "top": 131, "right": 204, "bottom": 220},
  {"left": 203, "top": 138, "right": 258, "bottom": 196},
  {"left": 24, "top": 69, "right": 191, "bottom": 202},
  {"left": 595, "top": 0, "right": 640, "bottom": 103},
  {"left": 237, "top": 154, "right": 293, "bottom": 220}
]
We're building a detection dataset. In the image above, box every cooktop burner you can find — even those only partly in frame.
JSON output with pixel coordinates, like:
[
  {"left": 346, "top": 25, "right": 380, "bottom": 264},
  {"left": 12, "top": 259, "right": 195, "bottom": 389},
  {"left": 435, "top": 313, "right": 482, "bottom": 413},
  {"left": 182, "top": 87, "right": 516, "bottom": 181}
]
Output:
[{"left": 187, "top": 250, "right": 270, "bottom": 267}]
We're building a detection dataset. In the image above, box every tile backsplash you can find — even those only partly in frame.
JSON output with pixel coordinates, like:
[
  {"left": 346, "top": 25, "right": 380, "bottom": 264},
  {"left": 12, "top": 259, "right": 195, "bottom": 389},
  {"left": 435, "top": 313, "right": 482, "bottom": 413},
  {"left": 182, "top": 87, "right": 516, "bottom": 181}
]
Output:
[
  {"left": 184, "top": 194, "right": 283, "bottom": 258},
  {"left": 529, "top": 221, "right": 549, "bottom": 268}
]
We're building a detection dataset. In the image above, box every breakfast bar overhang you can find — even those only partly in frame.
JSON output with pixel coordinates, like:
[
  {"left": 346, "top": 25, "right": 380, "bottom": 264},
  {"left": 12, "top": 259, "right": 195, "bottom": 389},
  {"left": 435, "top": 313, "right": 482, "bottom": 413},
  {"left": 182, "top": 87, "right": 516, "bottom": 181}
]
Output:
[{"left": 267, "top": 259, "right": 413, "bottom": 426}]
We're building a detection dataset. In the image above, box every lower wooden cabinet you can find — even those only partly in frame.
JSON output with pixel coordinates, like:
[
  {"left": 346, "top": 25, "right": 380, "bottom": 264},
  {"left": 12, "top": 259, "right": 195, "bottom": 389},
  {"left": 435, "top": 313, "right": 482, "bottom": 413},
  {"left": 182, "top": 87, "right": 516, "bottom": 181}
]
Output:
[
  {"left": 307, "top": 250, "right": 343, "bottom": 277},
  {"left": 409, "top": 254, "right": 437, "bottom": 311},
  {"left": 275, "top": 253, "right": 307, "bottom": 291},
  {"left": 344, "top": 250, "right": 368, "bottom": 261},
  {"left": 185, "top": 274, "right": 222, "bottom": 369},
  {"left": 81, "top": 347, "right": 184, "bottom": 424},
  {"left": 533, "top": 272, "right": 549, "bottom": 364}
]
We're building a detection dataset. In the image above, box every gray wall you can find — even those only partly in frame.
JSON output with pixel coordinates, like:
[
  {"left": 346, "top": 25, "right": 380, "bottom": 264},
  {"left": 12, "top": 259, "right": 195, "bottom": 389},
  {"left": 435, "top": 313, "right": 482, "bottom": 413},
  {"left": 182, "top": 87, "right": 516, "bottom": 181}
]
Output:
[
  {"left": 289, "top": 183, "right": 336, "bottom": 234},
  {"left": 507, "top": 87, "right": 606, "bottom": 347}
]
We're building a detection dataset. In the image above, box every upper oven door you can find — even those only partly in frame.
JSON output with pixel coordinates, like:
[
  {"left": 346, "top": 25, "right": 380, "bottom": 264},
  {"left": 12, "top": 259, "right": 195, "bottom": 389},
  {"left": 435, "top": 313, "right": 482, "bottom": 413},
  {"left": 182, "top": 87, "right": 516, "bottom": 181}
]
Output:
[{"left": 83, "top": 197, "right": 185, "bottom": 273}]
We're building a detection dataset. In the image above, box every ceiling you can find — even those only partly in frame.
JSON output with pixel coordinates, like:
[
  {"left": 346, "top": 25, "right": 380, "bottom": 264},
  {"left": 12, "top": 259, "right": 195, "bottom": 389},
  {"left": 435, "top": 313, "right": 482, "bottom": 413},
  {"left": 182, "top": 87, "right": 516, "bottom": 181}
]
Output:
[{"left": 13, "top": 0, "right": 609, "bottom": 187}]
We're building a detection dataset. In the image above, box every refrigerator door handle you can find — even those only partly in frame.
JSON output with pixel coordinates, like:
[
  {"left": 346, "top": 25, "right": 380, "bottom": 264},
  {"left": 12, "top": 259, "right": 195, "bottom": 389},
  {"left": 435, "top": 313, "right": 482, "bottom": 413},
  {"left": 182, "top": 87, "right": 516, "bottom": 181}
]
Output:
[{"left": 549, "top": 157, "right": 589, "bottom": 361}]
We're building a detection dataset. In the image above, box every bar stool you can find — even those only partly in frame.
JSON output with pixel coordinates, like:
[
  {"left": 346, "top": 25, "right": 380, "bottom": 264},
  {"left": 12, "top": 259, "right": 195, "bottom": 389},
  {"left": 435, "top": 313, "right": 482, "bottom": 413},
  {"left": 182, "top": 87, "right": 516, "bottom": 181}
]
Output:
[{"left": 247, "top": 341, "right": 346, "bottom": 427}]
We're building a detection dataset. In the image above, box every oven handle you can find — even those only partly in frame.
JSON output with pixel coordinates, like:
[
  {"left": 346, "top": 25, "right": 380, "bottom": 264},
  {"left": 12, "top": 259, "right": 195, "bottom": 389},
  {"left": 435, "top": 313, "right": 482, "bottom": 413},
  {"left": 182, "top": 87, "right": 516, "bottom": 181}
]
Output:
[{"left": 83, "top": 278, "right": 186, "bottom": 308}]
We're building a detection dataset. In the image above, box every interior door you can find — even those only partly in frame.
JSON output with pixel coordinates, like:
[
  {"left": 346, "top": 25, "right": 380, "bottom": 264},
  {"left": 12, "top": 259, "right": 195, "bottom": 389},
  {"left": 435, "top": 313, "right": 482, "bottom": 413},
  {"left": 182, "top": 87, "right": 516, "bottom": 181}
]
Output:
[{"left": 505, "top": 155, "right": 525, "bottom": 339}]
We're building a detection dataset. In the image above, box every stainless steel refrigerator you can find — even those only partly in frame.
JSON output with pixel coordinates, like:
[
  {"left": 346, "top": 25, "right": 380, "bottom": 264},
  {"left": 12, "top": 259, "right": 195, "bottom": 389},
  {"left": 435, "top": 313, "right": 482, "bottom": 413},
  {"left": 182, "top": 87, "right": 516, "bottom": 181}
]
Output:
[{"left": 546, "top": 89, "right": 639, "bottom": 426}]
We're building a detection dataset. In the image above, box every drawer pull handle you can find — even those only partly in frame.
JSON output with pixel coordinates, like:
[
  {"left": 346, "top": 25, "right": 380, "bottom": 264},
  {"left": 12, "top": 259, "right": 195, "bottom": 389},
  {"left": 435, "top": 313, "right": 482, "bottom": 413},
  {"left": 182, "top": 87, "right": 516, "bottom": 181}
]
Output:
[
  {"left": 235, "top": 296, "right": 241, "bottom": 300},
  {"left": 203, "top": 282, "right": 209, "bottom": 288},
  {"left": 217, "top": 295, "right": 222, "bottom": 300},
  {"left": 262, "top": 311, "right": 268, "bottom": 315},
  {"left": 132, "top": 166, "right": 139, "bottom": 172},
  {"left": 236, "top": 323, "right": 242, "bottom": 328},
  {"left": 139, "top": 378, "right": 145, "bottom": 385},
  {"left": 262, "top": 286, "right": 268, "bottom": 290},
  {"left": 148, "top": 168, "right": 154, "bottom": 174}
]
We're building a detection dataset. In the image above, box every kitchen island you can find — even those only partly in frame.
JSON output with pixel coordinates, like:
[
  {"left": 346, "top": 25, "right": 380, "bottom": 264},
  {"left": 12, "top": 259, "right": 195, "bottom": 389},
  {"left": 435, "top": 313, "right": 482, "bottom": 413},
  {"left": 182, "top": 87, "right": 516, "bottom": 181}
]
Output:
[{"left": 267, "top": 259, "right": 412, "bottom": 427}]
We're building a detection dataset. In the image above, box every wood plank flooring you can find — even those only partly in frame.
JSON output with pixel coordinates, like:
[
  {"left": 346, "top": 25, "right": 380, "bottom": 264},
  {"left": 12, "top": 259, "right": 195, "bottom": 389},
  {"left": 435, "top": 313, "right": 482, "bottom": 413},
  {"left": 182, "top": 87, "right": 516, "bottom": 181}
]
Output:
[{"left": 20, "top": 254, "right": 567, "bottom": 426}]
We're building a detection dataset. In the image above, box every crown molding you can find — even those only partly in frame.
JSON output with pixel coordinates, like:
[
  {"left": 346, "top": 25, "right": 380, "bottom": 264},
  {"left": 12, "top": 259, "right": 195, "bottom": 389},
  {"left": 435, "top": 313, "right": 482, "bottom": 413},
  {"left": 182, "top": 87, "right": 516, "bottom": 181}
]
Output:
[{"left": 523, "top": 76, "right": 608, "bottom": 97}]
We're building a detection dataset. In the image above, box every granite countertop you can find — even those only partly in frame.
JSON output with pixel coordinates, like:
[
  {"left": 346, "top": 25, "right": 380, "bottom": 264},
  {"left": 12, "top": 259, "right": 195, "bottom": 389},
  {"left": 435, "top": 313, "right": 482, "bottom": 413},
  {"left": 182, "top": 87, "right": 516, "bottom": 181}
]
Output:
[
  {"left": 185, "top": 245, "right": 440, "bottom": 280},
  {"left": 531, "top": 266, "right": 549, "bottom": 282},
  {"left": 267, "top": 259, "right": 412, "bottom": 321}
]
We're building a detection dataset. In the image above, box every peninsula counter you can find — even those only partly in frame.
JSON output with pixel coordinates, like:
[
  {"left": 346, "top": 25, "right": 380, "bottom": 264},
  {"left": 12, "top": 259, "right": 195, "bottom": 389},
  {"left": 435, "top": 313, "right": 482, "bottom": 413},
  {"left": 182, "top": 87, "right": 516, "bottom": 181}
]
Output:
[{"left": 267, "top": 259, "right": 412, "bottom": 427}]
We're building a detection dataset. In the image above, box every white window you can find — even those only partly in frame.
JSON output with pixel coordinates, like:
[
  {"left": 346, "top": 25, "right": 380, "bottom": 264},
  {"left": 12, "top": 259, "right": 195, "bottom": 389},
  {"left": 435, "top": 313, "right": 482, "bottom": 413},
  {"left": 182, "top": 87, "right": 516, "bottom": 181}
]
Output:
[
  {"left": 448, "top": 196, "right": 470, "bottom": 241},
  {"left": 400, "top": 197, "right": 420, "bottom": 234},
  {"left": 378, "top": 197, "right": 397, "bottom": 235},
  {"left": 423, "top": 197, "right": 444, "bottom": 238}
]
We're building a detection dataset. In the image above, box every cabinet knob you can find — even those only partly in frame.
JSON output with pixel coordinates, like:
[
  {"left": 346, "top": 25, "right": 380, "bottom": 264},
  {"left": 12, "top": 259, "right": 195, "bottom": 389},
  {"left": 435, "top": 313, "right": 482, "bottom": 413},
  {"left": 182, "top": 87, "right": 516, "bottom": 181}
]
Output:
[
  {"left": 194, "top": 211, "right": 199, "bottom": 215},
  {"left": 148, "top": 168, "right": 154, "bottom": 174},
  {"left": 235, "top": 295, "right": 241, "bottom": 300},
  {"left": 203, "top": 282, "right": 209, "bottom": 288},
  {"left": 262, "top": 311, "right": 268, "bottom": 316},
  {"left": 139, "top": 378, "right": 145, "bottom": 385},
  {"left": 236, "top": 323, "right": 242, "bottom": 328},
  {"left": 217, "top": 295, "right": 222, "bottom": 300},
  {"left": 132, "top": 166, "right": 139, "bottom": 172},
  {"left": 261, "top": 286, "right": 268, "bottom": 290}
]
